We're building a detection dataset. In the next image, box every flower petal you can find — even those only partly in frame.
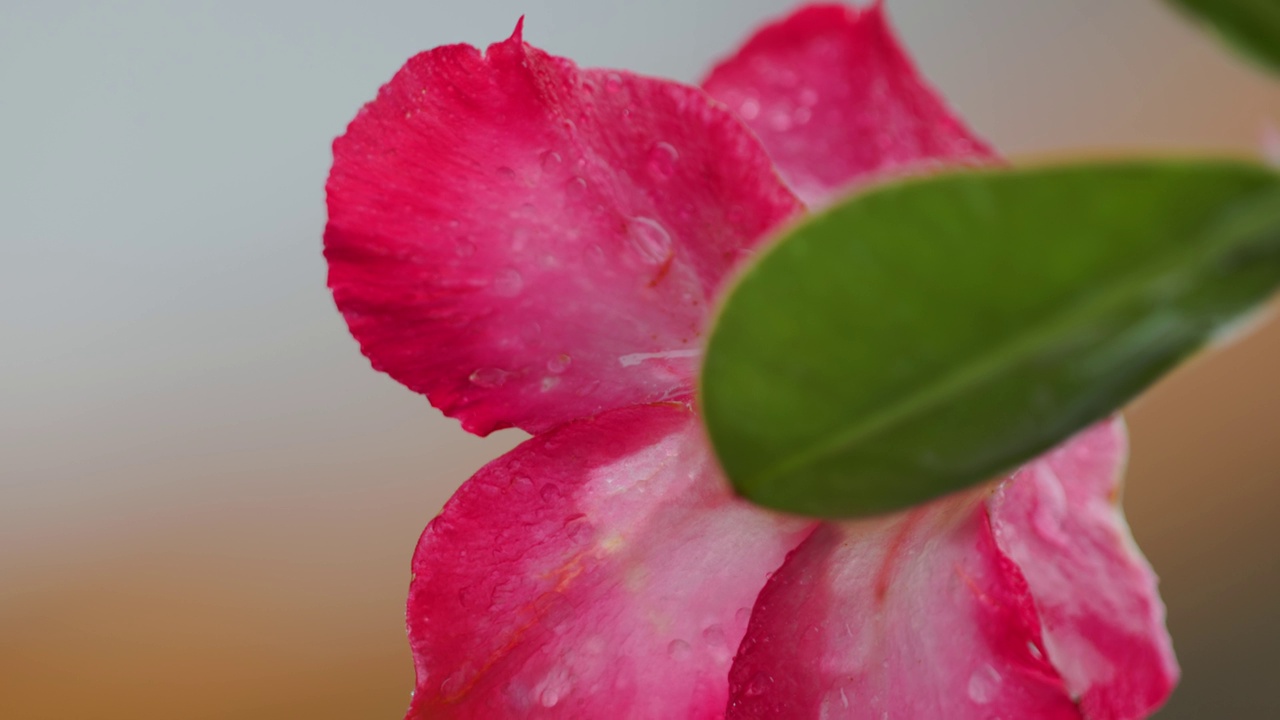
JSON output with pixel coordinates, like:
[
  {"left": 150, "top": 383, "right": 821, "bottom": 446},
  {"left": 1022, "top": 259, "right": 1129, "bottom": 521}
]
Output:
[
  {"left": 727, "top": 498, "right": 1080, "bottom": 719},
  {"left": 406, "top": 402, "right": 814, "bottom": 719},
  {"left": 989, "top": 419, "right": 1179, "bottom": 720},
  {"left": 702, "top": 2, "right": 995, "bottom": 205},
  {"left": 727, "top": 423, "right": 1175, "bottom": 719},
  {"left": 326, "top": 25, "right": 802, "bottom": 436}
]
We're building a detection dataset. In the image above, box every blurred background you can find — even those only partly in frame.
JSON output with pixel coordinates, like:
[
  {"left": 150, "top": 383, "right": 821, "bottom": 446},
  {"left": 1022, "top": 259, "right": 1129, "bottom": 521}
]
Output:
[{"left": 2, "top": 0, "right": 1277, "bottom": 717}]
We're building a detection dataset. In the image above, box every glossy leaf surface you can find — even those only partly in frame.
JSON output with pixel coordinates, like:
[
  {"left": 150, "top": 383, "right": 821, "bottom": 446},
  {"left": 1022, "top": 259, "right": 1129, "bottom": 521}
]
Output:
[{"left": 702, "top": 161, "right": 1280, "bottom": 517}]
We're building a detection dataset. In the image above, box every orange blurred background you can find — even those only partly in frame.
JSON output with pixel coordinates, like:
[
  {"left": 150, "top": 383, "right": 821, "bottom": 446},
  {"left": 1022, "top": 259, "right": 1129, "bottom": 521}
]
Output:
[{"left": 2, "top": 1, "right": 1277, "bottom": 718}]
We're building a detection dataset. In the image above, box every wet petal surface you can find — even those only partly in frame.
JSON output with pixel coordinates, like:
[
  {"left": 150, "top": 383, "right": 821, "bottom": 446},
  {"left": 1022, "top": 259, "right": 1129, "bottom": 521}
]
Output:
[
  {"left": 406, "top": 402, "right": 814, "bottom": 719},
  {"left": 726, "top": 423, "right": 1175, "bottom": 720},
  {"left": 703, "top": 3, "right": 994, "bottom": 205},
  {"left": 990, "top": 419, "right": 1179, "bottom": 720},
  {"left": 327, "top": 26, "right": 801, "bottom": 436}
]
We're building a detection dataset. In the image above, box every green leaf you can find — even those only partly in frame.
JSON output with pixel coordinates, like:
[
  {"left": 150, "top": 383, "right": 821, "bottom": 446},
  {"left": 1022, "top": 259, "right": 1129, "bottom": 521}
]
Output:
[
  {"left": 1166, "top": 0, "right": 1280, "bottom": 73},
  {"left": 700, "top": 160, "right": 1280, "bottom": 518}
]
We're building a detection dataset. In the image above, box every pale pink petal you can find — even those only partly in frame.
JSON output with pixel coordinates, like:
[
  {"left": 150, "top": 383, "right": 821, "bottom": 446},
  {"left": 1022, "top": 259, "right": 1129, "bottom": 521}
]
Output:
[
  {"left": 406, "top": 402, "right": 815, "bottom": 719},
  {"left": 728, "top": 424, "right": 1176, "bottom": 719},
  {"left": 727, "top": 497, "right": 1080, "bottom": 720},
  {"left": 702, "top": 2, "right": 995, "bottom": 205},
  {"left": 325, "top": 24, "right": 802, "bottom": 436},
  {"left": 990, "top": 419, "right": 1179, "bottom": 720}
]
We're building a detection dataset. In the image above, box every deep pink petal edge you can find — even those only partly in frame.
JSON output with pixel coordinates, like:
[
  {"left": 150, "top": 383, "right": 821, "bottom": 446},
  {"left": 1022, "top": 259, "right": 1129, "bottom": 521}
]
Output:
[
  {"left": 702, "top": 2, "right": 995, "bottom": 205},
  {"left": 326, "top": 24, "right": 802, "bottom": 436},
  {"left": 727, "top": 421, "right": 1177, "bottom": 719},
  {"left": 406, "top": 402, "right": 815, "bottom": 719}
]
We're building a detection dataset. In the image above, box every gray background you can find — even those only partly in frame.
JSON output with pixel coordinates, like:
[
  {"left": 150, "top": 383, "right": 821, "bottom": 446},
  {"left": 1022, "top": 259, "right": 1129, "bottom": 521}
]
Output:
[{"left": 3, "top": 1, "right": 1278, "bottom": 717}]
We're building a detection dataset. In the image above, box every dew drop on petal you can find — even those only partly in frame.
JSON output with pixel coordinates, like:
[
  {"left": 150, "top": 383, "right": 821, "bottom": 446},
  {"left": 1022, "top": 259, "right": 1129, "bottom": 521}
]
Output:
[
  {"left": 439, "top": 665, "right": 475, "bottom": 698},
  {"left": 627, "top": 217, "right": 673, "bottom": 264},
  {"left": 496, "top": 165, "right": 515, "bottom": 178},
  {"left": 540, "top": 149, "right": 563, "bottom": 174},
  {"left": 967, "top": 664, "right": 1002, "bottom": 704},
  {"left": 540, "top": 483, "right": 565, "bottom": 503},
  {"left": 493, "top": 268, "right": 524, "bottom": 297},
  {"left": 541, "top": 376, "right": 560, "bottom": 392},
  {"left": 647, "top": 142, "right": 679, "bottom": 181},
  {"left": 469, "top": 367, "right": 507, "bottom": 388},
  {"left": 735, "top": 607, "right": 752, "bottom": 626},
  {"left": 667, "top": 639, "right": 692, "bottom": 660},
  {"left": 739, "top": 98, "right": 761, "bottom": 120},
  {"left": 604, "top": 72, "right": 623, "bottom": 93},
  {"left": 768, "top": 109, "right": 794, "bottom": 132},
  {"left": 702, "top": 624, "right": 727, "bottom": 648},
  {"left": 564, "top": 176, "right": 589, "bottom": 206},
  {"left": 454, "top": 239, "right": 476, "bottom": 257},
  {"left": 743, "top": 673, "right": 768, "bottom": 697},
  {"left": 547, "top": 354, "right": 572, "bottom": 374},
  {"left": 539, "top": 688, "right": 561, "bottom": 708}
]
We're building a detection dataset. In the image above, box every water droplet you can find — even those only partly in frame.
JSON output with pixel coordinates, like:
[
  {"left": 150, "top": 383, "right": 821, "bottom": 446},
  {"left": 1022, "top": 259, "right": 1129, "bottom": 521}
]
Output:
[
  {"left": 585, "top": 244, "right": 605, "bottom": 264},
  {"left": 513, "top": 476, "right": 533, "bottom": 491},
  {"left": 667, "top": 639, "right": 692, "bottom": 660},
  {"left": 967, "top": 664, "right": 1002, "bottom": 704},
  {"left": 454, "top": 239, "right": 476, "bottom": 257},
  {"left": 497, "top": 165, "right": 515, "bottom": 178},
  {"left": 510, "top": 227, "right": 530, "bottom": 252},
  {"left": 540, "top": 688, "right": 561, "bottom": 708},
  {"left": 565, "top": 516, "right": 592, "bottom": 541},
  {"left": 604, "top": 72, "right": 623, "bottom": 93},
  {"left": 793, "top": 106, "right": 813, "bottom": 125},
  {"left": 768, "top": 109, "right": 794, "bottom": 132},
  {"left": 540, "top": 483, "right": 564, "bottom": 503},
  {"left": 627, "top": 217, "right": 673, "bottom": 264},
  {"left": 702, "top": 624, "right": 727, "bottom": 647},
  {"left": 743, "top": 673, "right": 769, "bottom": 697},
  {"left": 739, "top": 98, "right": 761, "bottom": 120},
  {"left": 547, "top": 354, "right": 572, "bottom": 373},
  {"left": 540, "top": 150, "right": 563, "bottom": 174},
  {"left": 647, "top": 142, "right": 679, "bottom": 180},
  {"left": 439, "top": 666, "right": 475, "bottom": 698},
  {"left": 469, "top": 367, "right": 507, "bottom": 388},
  {"left": 799, "top": 88, "right": 819, "bottom": 106},
  {"left": 493, "top": 269, "right": 524, "bottom": 297},
  {"left": 541, "top": 376, "right": 560, "bottom": 392},
  {"left": 735, "top": 607, "right": 752, "bottom": 626},
  {"left": 564, "top": 176, "right": 589, "bottom": 206}
]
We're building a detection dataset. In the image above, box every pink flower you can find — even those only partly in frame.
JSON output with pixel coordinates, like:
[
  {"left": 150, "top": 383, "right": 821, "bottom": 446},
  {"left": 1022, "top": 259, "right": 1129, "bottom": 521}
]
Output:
[{"left": 324, "top": 4, "right": 1178, "bottom": 719}]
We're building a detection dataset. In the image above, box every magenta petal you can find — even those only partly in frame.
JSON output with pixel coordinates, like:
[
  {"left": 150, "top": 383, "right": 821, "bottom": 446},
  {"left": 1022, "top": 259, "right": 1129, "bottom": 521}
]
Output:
[
  {"left": 406, "top": 402, "right": 814, "bottom": 719},
  {"left": 326, "top": 26, "right": 802, "bottom": 436},
  {"left": 990, "top": 419, "right": 1179, "bottom": 720},
  {"left": 728, "top": 498, "right": 1080, "bottom": 720},
  {"left": 727, "top": 424, "right": 1176, "bottom": 720},
  {"left": 702, "top": 2, "right": 995, "bottom": 205}
]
